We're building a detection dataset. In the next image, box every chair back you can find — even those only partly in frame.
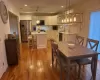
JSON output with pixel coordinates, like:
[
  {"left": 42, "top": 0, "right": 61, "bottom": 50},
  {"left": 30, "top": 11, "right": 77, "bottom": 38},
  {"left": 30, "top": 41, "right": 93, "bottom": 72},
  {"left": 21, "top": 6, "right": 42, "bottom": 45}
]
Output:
[
  {"left": 76, "top": 35, "right": 84, "bottom": 45},
  {"left": 86, "top": 38, "right": 99, "bottom": 51},
  {"left": 56, "top": 49, "right": 67, "bottom": 66},
  {"left": 56, "top": 49, "right": 62, "bottom": 63},
  {"left": 51, "top": 41, "right": 58, "bottom": 56}
]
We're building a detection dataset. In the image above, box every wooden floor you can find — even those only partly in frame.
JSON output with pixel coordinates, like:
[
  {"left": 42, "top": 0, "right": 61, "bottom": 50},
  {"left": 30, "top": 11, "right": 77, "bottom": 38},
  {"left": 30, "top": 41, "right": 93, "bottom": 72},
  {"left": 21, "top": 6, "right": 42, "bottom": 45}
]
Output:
[{"left": 1, "top": 41, "right": 100, "bottom": 80}]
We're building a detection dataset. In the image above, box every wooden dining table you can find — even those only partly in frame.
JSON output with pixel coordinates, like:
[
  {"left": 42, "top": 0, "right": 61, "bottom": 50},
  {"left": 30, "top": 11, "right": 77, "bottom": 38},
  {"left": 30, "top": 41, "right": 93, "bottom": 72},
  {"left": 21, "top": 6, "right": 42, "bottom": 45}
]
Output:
[{"left": 57, "top": 41, "right": 99, "bottom": 80}]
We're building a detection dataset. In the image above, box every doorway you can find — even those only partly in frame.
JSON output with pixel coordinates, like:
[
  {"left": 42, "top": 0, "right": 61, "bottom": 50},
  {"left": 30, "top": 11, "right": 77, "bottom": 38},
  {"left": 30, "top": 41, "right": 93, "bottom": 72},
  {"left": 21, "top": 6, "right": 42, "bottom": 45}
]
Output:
[
  {"left": 89, "top": 11, "right": 100, "bottom": 60},
  {"left": 20, "top": 20, "right": 32, "bottom": 43},
  {"left": 9, "top": 12, "right": 19, "bottom": 41}
]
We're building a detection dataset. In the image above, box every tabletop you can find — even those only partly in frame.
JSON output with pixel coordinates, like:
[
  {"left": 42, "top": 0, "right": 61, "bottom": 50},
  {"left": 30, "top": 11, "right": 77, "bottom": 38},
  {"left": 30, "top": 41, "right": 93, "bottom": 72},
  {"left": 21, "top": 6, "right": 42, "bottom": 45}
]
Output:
[{"left": 58, "top": 41, "right": 99, "bottom": 59}]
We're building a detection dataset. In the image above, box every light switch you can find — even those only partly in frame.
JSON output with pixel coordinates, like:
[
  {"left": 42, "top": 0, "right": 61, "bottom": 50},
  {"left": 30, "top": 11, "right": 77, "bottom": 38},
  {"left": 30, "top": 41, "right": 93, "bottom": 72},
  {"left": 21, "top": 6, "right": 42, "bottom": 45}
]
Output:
[{"left": 0, "top": 38, "right": 1, "bottom": 42}]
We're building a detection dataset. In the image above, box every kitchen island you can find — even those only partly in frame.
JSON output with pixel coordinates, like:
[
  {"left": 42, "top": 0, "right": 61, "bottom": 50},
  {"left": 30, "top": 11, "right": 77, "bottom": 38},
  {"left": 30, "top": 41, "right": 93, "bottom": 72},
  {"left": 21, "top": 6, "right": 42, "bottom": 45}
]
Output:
[{"left": 31, "top": 32, "right": 47, "bottom": 49}]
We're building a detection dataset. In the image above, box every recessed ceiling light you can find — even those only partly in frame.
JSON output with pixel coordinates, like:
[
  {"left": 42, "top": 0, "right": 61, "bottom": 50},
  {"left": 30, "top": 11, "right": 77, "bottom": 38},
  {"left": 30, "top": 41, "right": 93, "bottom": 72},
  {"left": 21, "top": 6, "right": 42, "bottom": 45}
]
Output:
[
  {"left": 61, "top": 6, "right": 64, "bottom": 8},
  {"left": 24, "top": 4, "right": 27, "bottom": 6}
]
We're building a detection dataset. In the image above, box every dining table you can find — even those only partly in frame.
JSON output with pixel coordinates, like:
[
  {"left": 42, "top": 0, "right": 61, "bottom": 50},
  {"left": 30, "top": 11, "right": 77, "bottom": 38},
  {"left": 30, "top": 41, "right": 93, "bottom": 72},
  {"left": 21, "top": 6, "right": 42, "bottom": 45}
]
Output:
[{"left": 57, "top": 41, "right": 99, "bottom": 80}]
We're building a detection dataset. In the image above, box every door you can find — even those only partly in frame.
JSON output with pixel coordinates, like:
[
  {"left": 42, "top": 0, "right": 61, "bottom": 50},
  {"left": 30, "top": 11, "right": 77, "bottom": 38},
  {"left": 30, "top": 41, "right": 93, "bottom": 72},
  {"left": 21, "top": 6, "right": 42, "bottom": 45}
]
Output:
[
  {"left": 89, "top": 11, "right": 100, "bottom": 60},
  {"left": 9, "top": 12, "right": 19, "bottom": 42}
]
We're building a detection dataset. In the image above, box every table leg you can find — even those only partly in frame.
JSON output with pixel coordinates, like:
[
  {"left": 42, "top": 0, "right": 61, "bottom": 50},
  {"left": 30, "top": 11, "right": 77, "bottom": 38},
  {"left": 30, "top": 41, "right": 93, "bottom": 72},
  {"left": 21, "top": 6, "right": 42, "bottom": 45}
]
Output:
[
  {"left": 66, "top": 59, "right": 70, "bottom": 80},
  {"left": 93, "top": 55, "right": 98, "bottom": 80},
  {"left": 52, "top": 50, "right": 54, "bottom": 66}
]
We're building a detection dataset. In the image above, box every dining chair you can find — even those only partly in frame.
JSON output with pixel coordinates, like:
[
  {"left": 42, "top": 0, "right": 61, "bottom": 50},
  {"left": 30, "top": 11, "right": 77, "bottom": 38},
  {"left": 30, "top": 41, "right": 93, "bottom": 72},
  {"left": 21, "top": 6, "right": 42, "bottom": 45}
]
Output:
[
  {"left": 56, "top": 49, "right": 77, "bottom": 80},
  {"left": 51, "top": 40, "right": 58, "bottom": 67},
  {"left": 28, "top": 35, "right": 33, "bottom": 47},
  {"left": 77, "top": 38, "right": 99, "bottom": 79},
  {"left": 32, "top": 35, "right": 37, "bottom": 48},
  {"left": 76, "top": 35, "right": 84, "bottom": 46},
  {"left": 86, "top": 38, "right": 99, "bottom": 51},
  {"left": 51, "top": 41, "right": 77, "bottom": 80}
]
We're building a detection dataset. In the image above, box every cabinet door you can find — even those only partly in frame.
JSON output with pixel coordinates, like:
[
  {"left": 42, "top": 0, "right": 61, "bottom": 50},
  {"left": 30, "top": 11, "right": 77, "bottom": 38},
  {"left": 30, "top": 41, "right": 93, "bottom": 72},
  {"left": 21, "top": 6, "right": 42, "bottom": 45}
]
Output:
[
  {"left": 59, "top": 33, "right": 62, "bottom": 41},
  {"left": 5, "top": 40, "right": 18, "bottom": 65},
  {"left": 62, "top": 34, "right": 66, "bottom": 41},
  {"left": 50, "top": 16, "right": 57, "bottom": 25}
]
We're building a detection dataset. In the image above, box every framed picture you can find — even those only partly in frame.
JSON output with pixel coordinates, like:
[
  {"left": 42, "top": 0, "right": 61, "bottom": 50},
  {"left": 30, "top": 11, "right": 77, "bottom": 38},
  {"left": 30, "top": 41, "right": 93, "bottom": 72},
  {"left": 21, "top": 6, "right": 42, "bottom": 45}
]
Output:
[{"left": 0, "top": 1, "right": 8, "bottom": 24}]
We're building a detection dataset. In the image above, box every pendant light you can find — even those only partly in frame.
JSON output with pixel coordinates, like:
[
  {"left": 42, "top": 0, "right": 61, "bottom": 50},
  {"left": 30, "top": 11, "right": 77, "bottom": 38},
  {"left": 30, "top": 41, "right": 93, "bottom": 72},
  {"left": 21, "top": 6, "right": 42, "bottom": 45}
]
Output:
[
  {"left": 65, "top": 0, "right": 71, "bottom": 23},
  {"left": 66, "top": 0, "right": 77, "bottom": 23},
  {"left": 68, "top": 0, "right": 72, "bottom": 23},
  {"left": 36, "top": 6, "right": 40, "bottom": 24}
]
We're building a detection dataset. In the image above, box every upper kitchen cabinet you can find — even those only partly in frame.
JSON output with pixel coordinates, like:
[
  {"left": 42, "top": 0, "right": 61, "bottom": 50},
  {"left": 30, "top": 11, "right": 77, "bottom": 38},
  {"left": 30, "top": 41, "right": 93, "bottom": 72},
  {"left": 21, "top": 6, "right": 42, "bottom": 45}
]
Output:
[
  {"left": 32, "top": 16, "right": 46, "bottom": 25},
  {"left": 47, "top": 16, "right": 57, "bottom": 25},
  {"left": 32, "top": 16, "right": 57, "bottom": 25}
]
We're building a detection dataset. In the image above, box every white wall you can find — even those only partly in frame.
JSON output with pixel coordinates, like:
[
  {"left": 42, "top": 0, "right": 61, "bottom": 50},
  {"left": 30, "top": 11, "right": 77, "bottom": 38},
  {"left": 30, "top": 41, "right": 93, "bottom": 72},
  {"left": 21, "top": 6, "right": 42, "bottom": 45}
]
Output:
[
  {"left": 72, "top": 0, "right": 100, "bottom": 38},
  {"left": 20, "top": 14, "right": 32, "bottom": 20},
  {"left": 66, "top": 0, "right": 100, "bottom": 46},
  {"left": 0, "top": 0, "right": 19, "bottom": 78}
]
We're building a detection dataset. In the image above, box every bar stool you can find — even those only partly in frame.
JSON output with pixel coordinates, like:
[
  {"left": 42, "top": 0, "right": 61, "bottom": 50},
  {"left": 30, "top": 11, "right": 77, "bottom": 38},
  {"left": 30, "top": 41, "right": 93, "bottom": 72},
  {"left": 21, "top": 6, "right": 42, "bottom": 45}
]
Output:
[
  {"left": 32, "top": 34, "right": 37, "bottom": 48},
  {"left": 76, "top": 38, "right": 99, "bottom": 79},
  {"left": 28, "top": 35, "right": 33, "bottom": 47}
]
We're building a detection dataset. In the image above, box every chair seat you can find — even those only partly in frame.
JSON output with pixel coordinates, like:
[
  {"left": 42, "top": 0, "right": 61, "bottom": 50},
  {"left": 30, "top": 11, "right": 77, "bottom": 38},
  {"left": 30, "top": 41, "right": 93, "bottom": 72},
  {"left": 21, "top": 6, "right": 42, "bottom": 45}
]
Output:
[
  {"left": 76, "top": 58, "right": 92, "bottom": 65},
  {"left": 57, "top": 57, "right": 77, "bottom": 68}
]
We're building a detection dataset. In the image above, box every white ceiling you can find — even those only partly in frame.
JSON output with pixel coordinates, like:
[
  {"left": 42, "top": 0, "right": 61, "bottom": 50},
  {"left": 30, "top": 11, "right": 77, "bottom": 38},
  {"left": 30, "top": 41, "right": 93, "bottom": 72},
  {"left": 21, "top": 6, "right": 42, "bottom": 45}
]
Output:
[{"left": 9, "top": 0, "right": 86, "bottom": 13}]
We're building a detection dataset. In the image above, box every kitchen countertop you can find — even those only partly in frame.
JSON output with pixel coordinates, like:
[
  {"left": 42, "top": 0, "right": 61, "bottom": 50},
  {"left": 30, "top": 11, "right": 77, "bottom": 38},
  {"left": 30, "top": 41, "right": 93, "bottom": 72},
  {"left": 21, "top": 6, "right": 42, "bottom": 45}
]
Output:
[
  {"left": 59, "top": 32, "right": 76, "bottom": 35},
  {"left": 31, "top": 32, "right": 47, "bottom": 35}
]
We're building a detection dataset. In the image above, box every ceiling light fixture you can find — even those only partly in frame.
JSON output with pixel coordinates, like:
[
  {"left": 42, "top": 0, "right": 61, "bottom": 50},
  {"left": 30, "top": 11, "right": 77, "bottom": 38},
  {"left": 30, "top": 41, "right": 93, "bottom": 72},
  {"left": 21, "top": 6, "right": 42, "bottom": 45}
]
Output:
[
  {"left": 62, "top": 20, "right": 64, "bottom": 23},
  {"left": 36, "top": 20, "right": 40, "bottom": 24},
  {"left": 74, "top": 17, "right": 76, "bottom": 22},
  {"left": 36, "top": 6, "right": 40, "bottom": 24},
  {"left": 24, "top": 4, "right": 27, "bottom": 6},
  {"left": 61, "top": 6, "right": 64, "bottom": 8}
]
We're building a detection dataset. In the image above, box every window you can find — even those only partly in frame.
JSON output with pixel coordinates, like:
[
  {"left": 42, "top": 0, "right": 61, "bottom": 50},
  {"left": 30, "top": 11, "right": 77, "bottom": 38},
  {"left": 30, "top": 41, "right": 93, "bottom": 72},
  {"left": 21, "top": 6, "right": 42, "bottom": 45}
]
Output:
[{"left": 89, "top": 11, "right": 100, "bottom": 59}]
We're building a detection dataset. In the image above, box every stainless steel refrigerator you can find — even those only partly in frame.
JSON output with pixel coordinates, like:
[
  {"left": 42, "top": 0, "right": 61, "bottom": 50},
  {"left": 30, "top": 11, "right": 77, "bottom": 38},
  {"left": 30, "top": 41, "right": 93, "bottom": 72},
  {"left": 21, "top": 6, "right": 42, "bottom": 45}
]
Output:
[{"left": 20, "top": 20, "right": 32, "bottom": 42}]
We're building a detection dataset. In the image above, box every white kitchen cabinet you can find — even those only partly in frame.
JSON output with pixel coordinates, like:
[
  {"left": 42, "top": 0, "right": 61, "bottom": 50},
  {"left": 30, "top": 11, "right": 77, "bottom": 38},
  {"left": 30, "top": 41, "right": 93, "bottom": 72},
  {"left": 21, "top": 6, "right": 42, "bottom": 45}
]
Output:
[
  {"left": 31, "top": 32, "right": 47, "bottom": 49},
  {"left": 43, "top": 16, "right": 57, "bottom": 25},
  {"left": 48, "top": 16, "right": 57, "bottom": 25},
  {"left": 32, "top": 16, "right": 57, "bottom": 25}
]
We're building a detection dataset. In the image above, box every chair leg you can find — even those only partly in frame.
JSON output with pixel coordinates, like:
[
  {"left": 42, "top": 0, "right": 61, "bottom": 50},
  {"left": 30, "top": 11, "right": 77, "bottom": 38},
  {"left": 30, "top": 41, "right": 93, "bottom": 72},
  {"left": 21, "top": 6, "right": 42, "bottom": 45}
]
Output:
[
  {"left": 83, "top": 65, "right": 85, "bottom": 72},
  {"left": 52, "top": 56, "right": 54, "bottom": 66},
  {"left": 74, "top": 66, "right": 77, "bottom": 80},
  {"left": 52, "top": 51, "right": 54, "bottom": 66},
  {"left": 90, "top": 63, "right": 94, "bottom": 80},
  {"left": 78, "top": 64, "right": 81, "bottom": 79},
  {"left": 60, "top": 66, "right": 63, "bottom": 80},
  {"left": 56, "top": 59, "right": 58, "bottom": 68}
]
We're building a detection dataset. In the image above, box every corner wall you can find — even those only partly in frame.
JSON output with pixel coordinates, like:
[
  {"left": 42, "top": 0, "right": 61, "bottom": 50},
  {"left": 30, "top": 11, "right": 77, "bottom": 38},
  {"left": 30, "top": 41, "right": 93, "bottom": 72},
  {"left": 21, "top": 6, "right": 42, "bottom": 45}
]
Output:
[
  {"left": 0, "top": 0, "right": 19, "bottom": 78},
  {"left": 71, "top": 0, "right": 100, "bottom": 45},
  {"left": 72, "top": 0, "right": 100, "bottom": 37}
]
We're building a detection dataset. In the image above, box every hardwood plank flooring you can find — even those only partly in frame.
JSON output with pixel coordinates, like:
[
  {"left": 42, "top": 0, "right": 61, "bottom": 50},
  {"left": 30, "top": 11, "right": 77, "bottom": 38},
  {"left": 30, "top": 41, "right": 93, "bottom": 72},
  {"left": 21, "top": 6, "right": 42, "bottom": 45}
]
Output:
[{"left": 1, "top": 41, "right": 100, "bottom": 80}]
